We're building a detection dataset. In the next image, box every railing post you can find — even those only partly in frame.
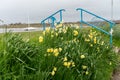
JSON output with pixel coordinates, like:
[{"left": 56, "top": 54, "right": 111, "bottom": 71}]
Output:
[
  {"left": 51, "top": 17, "right": 56, "bottom": 28},
  {"left": 110, "top": 23, "right": 113, "bottom": 47},
  {"left": 42, "top": 22, "right": 46, "bottom": 30},
  {"left": 60, "top": 11, "right": 62, "bottom": 22}
]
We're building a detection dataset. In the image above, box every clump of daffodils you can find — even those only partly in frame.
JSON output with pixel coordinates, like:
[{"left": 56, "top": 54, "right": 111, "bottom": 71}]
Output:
[
  {"left": 63, "top": 61, "right": 75, "bottom": 68},
  {"left": 38, "top": 25, "right": 112, "bottom": 79},
  {"left": 47, "top": 48, "right": 54, "bottom": 53},
  {"left": 56, "top": 23, "right": 63, "bottom": 28},
  {"left": 46, "top": 48, "right": 62, "bottom": 57},
  {"left": 51, "top": 67, "right": 57, "bottom": 76},
  {"left": 53, "top": 48, "right": 59, "bottom": 57},
  {"left": 63, "top": 57, "right": 75, "bottom": 68}
]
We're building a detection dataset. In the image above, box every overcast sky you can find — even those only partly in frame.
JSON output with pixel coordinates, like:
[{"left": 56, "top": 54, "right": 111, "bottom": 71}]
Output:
[{"left": 0, "top": 0, "right": 120, "bottom": 24}]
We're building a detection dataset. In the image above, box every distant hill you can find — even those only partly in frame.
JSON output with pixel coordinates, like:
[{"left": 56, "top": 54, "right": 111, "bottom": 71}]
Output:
[
  {"left": 0, "top": 20, "right": 119, "bottom": 28},
  {"left": 114, "top": 20, "right": 120, "bottom": 24}
]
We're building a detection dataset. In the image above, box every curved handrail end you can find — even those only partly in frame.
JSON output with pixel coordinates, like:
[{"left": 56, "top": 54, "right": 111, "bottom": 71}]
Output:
[
  {"left": 60, "top": 9, "right": 65, "bottom": 12},
  {"left": 76, "top": 8, "right": 83, "bottom": 11}
]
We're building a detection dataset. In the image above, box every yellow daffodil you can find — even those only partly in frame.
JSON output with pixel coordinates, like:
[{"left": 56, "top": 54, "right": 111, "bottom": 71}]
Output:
[
  {"left": 50, "top": 48, "right": 53, "bottom": 53},
  {"left": 39, "top": 36, "right": 43, "bottom": 43},
  {"left": 51, "top": 71, "right": 55, "bottom": 76},
  {"left": 67, "top": 62, "right": 71, "bottom": 68},
  {"left": 53, "top": 67, "right": 57, "bottom": 71},
  {"left": 101, "top": 41, "right": 104, "bottom": 45},
  {"left": 85, "top": 71, "right": 89, "bottom": 75},
  {"left": 59, "top": 48, "right": 62, "bottom": 52},
  {"left": 56, "top": 24, "right": 62, "bottom": 28},
  {"left": 63, "top": 57, "right": 67, "bottom": 62},
  {"left": 80, "top": 55, "right": 85, "bottom": 59},
  {"left": 45, "top": 27, "right": 50, "bottom": 33},
  {"left": 63, "top": 29, "right": 67, "bottom": 33},
  {"left": 72, "top": 62, "right": 75, "bottom": 67},
  {"left": 76, "top": 26, "right": 80, "bottom": 29},
  {"left": 63, "top": 62, "right": 68, "bottom": 66},
  {"left": 73, "top": 30, "right": 78, "bottom": 36},
  {"left": 73, "top": 38, "right": 77, "bottom": 42},
  {"left": 56, "top": 33, "right": 58, "bottom": 36},
  {"left": 51, "top": 66, "right": 57, "bottom": 76},
  {"left": 90, "top": 44, "right": 93, "bottom": 47},
  {"left": 90, "top": 32, "right": 93, "bottom": 36},
  {"left": 47, "top": 48, "right": 54, "bottom": 53},
  {"left": 51, "top": 35, "right": 54, "bottom": 38},
  {"left": 47, "top": 49, "right": 51, "bottom": 53},
  {"left": 109, "top": 62, "right": 112, "bottom": 65},
  {"left": 63, "top": 61, "right": 72, "bottom": 68},
  {"left": 53, "top": 48, "right": 58, "bottom": 53},
  {"left": 82, "top": 65, "right": 87, "bottom": 69},
  {"left": 88, "top": 34, "right": 93, "bottom": 39},
  {"left": 65, "top": 27, "right": 68, "bottom": 30},
  {"left": 54, "top": 52, "right": 59, "bottom": 57},
  {"left": 97, "top": 47, "right": 100, "bottom": 52},
  {"left": 94, "top": 37, "right": 97, "bottom": 44},
  {"left": 59, "top": 23, "right": 63, "bottom": 27},
  {"left": 43, "top": 31, "right": 45, "bottom": 35},
  {"left": 106, "top": 46, "right": 109, "bottom": 49},
  {"left": 85, "top": 38, "right": 90, "bottom": 42}
]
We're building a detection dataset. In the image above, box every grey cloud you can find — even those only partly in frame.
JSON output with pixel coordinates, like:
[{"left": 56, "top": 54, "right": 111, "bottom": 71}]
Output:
[{"left": 0, "top": 0, "right": 120, "bottom": 24}]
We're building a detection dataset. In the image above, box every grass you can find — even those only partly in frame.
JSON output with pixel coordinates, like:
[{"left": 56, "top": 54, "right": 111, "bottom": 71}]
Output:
[
  {"left": 113, "top": 24, "right": 120, "bottom": 47},
  {"left": 0, "top": 23, "right": 120, "bottom": 47}
]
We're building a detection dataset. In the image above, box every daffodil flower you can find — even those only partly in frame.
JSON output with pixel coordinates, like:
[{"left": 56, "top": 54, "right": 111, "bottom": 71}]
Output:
[
  {"left": 82, "top": 65, "right": 87, "bottom": 69},
  {"left": 73, "top": 30, "right": 78, "bottom": 36},
  {"left": 85, "top": 71, "right": 89, "bottom": 75},
  {"left": 63, "top": 57, "right": 67, "bottom": 62},
  {"left": 39, "top": 36, "right": 43, "bottom": 43},
  {"left": 51, "top": 71, "right": 55, "bottom": 76},
  {"left": 80, "top": 55, "right": 85, "bottom": 59}
]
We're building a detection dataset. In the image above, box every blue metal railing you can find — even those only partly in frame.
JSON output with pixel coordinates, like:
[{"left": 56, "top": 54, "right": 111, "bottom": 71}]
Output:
[
  {"left": 41, "top": 9, "right": 65, "bottom": 30},
  {"left": 76, "top": 8, "right": 115, "bottom": 46}
]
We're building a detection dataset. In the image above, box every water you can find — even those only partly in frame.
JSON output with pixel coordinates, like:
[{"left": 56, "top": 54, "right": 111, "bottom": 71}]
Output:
[{"left": 0, "top": 27, "right": 43, "bottom": 33}]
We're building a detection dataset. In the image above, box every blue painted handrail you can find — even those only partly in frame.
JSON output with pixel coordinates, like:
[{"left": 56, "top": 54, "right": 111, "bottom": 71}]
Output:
[
  {"left": 41, "top": 9, "right": 65, "bottom": 30},
  {"left": 76, "top": 8, "right": 115, "bottom": 46}
]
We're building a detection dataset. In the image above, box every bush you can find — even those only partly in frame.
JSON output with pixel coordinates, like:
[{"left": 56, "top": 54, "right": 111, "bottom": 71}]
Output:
[
  {"left": 113, "top": 25, "right": 120, "bottom": 39},
  {"left": 0, "top": 25, "right": 118, "bottom": 80}
]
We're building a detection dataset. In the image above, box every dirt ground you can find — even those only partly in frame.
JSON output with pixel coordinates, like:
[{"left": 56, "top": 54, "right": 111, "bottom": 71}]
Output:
[
  {"left": 112, "top": 47, "right": 120, "bottom": 80},
  {"left": 112, "top": 71, "right": 120, "bottom": 80}
]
